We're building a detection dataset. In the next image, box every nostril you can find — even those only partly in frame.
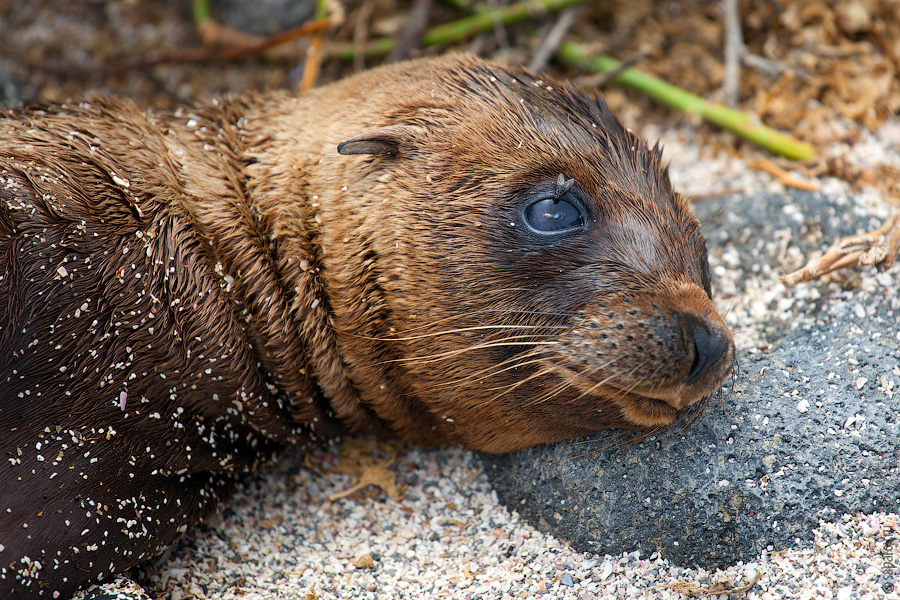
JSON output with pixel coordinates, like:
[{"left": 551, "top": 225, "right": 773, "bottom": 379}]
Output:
[{"left": 683, "top": 321, "right": 729, "bottom": 386}]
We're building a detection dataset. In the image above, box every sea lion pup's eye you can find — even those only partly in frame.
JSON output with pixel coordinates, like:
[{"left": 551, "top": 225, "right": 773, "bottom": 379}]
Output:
[
  {"left": 524, "top": 198, "right": 583, "bottom": 232},
  {"left": 523, "top": 175, "right": 585, "bottom": 233}
]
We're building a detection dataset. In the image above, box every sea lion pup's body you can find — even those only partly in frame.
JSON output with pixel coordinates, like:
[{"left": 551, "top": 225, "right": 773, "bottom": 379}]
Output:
[{"left": 0, "top": 55, "right": 734, "bottom": 596}]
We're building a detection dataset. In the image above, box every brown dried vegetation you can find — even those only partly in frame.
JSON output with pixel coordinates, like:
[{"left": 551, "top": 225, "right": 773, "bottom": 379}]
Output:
[{"left": 1, "top": 0, "right": 897, "bottom": 149}]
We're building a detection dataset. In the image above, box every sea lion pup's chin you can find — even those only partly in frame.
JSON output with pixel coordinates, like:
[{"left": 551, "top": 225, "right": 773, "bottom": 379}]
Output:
[{"left": 301, "top": 55, "right": 736, "bottom": 453}]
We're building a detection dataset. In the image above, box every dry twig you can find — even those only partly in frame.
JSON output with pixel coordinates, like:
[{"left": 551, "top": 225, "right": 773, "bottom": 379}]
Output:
[
  {"left": 299, "top": 0, "right": 334, "bottom": 93},
  {"left": 721, "top": 0, "right": 743, "bottom": 107},
  {"left": 527, "top": 7, "right": 579, "bottom": 73},
  {"left": 646, "top": 569, "right": 761, "bottom": 598},
  {"left": 352, "top": 0, "right": 377, "bottom": 72},
  {"left": 750, "top": 158, "right": 821, "bottom": 191},
  {"left": 385, "top": 0, "right": 435, "bottom": 63},
  {"left": 780, "top": 212, "right": 900, "bottom": 286}
]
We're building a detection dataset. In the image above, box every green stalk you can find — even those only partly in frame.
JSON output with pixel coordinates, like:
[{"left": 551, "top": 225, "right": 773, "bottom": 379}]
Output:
[
  {"left": 556, "top": 42, "right": 816, "bottom": 161},
  {"left": 314, "top": 0, "right": 328, "bottom": 19},
  {"left": 423, "top": 0, "right": 591, "bottom": 44},
  {"left": 329, "top": 0, "right": 595, "bottom": 61},
  {"left": 192, "top": 0, "right": 213, "bottom": 22},
  {"left": 437, "top": 0, "right": 482, "bottom": 14}
]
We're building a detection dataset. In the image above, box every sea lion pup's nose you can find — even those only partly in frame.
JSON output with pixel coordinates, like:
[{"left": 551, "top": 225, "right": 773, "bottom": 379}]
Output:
[{"left": 682, "top": 314, "right": 733, "bottom": 387}]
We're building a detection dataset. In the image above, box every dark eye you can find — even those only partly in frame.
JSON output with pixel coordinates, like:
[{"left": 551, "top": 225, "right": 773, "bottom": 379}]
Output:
[{"left": 524, "top": 198, "right": 583, "bottom": 232}]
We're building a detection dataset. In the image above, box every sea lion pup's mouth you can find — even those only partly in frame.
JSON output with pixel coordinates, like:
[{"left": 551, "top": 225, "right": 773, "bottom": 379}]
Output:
[{"left": 552, "top": 283, "right": 736, "bottom": 429}]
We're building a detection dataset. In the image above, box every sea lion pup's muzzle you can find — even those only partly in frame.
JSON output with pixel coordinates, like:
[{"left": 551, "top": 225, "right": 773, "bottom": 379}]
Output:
[{"left": 563, "top": 283, "right": 735, "bottom": 429}]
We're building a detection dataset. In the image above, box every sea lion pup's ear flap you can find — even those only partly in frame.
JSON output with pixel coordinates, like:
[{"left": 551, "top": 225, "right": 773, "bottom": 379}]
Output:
[{"left": 337, "top": 125, "right": 425, "bottom": 157}]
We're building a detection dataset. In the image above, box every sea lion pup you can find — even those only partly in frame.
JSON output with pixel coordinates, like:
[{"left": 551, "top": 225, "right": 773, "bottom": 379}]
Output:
[{"left": 0, "top": 54, "right": 734, "bottom": 596}]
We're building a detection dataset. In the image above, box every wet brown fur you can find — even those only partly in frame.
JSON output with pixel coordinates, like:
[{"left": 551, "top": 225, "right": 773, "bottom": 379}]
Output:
[{"left": 0, "top": 55, "right": 734, "bottom": 596}]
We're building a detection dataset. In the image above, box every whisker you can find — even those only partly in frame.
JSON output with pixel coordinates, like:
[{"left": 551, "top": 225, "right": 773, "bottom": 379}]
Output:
[
  {"left": 336, "top": 308, "right": 579, "bottom": 341},
  {"left": 545, "top": 431, "right": 636, "bottom": 465},
  {"left": 377, "top": 340, "right": 560, "bottom": 366},
  {"left": 635, "top": 358, "right": 740, "bottom": 454},
  {"left": 517, "top": 362, "right": 607, "bottom": 408},
  {"left": 416, "top": 349, "right": 555, "bottom": 394},
  {"left": 452, "top": 356, "right": 552, "bottom": 391},
  {"left": 562, "top": 358, "right": 649, "bottom": 405},
  {"left": 536, "top": 430, "right": 646, "bottom": 474},
  {"left": 513, "top": 353, "right": 650, "bottom": 409},
  {"left": 511, "top": 362, "right": 596, "bottom": 407},
  {"left": 480, "top": 364, "right": 566, "bottom": 405},
  {"left": 348, "top": 323, "right": 570, "bottom": 343},
  {"left": 520, "top": 372, "right": 599, "bottom": 408},
  {"left": 722, "top": 294, "right": 736, "bottom": 320},
  {"left": 615, "top": 359, "right": 664, "bottom": 399},
  {"left": 480, "top": 353, "right": 592, "bottom": 390},
  {"left": 349, "top": 306, "right": 585, "bottom": 337},
  {"left": 476, "top": 352, "right": 613, "bottom": 408}
]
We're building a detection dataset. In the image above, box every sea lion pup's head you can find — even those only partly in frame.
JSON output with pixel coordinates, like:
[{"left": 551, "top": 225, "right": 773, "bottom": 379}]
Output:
[{"left": 286, "top": 55, "right": 734, "bottom": 452}]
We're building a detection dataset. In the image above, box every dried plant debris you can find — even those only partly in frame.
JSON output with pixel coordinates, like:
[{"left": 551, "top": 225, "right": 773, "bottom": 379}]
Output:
[
  {"left": 647, "top": 570, "right": 762, "bottom": 597},
  {"left": 328, "top": 437, "right": 406, "bottom": 502},
  {"left": 1, "top": 0, "right": 897, "bottom": 150},
  {"left": 751, "top": 157, "right": 822, "bottom": 191},
  {"left": 781, "top": 211, "right": 900, "bottom": 286},
  {"left": 350, "top": 553, "right": 376, "bottom": 568}
]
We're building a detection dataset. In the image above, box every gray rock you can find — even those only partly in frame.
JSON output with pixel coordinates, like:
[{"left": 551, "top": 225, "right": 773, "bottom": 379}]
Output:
[
  {"left": 481, "top": 191, "right": 900, "bottom": 568},
  {"left": 0, "top": 61, "right": 28, "bottom": 107},
  {"left": 212, "top": 0, "right": 316, "bottom": 36}
]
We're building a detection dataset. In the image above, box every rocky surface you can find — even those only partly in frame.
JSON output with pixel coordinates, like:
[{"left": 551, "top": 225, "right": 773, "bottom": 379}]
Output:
[
  {"left": 212, "top": 0, "right": 316, "bottom": 36},
  {"left": 482, "top": 190, "right": 900, "bottom": 569}
]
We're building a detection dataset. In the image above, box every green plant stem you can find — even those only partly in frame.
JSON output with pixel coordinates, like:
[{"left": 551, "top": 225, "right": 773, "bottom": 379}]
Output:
[
  {"left": 329, "top": 0, "right": 595, "bottom": 61},
  {"left": 556, "top": 42, "right": 816, "bottom": 161},
  {"left": 437, "top": 0, "right": 481, "bottom": 14},
  {"left": 192, "top": 0, "right": 212, "bottom": 23},
  {"left": 315, "top": 0, "right": 328, "bottom": 20}
]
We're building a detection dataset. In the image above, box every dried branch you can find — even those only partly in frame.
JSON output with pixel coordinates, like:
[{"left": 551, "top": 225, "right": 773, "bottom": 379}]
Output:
[
  {"left": 780, "top": 212, "right": 900, "bottom": 286},
  {"left": 721, "top": 0, "right": 743, "bottom": 107},
  {"left": 385, "top": 0, "right": 435, "bottom": 63},
  {"left": 528, "top": 7, "right": 579, "bottom": 73}
]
